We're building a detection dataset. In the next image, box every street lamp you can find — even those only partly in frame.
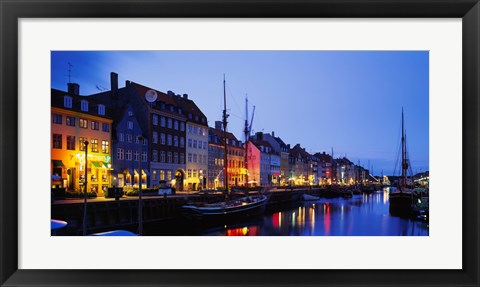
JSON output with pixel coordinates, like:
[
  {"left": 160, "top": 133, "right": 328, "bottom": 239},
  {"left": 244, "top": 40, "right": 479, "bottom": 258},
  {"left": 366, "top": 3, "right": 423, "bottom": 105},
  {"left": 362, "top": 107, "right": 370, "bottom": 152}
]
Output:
[
  {"left": 83, "top": 140, "right": 89, "bottom": 236},
  {"left": 137, "top": 135, "right": 143, "bottom": 236}
]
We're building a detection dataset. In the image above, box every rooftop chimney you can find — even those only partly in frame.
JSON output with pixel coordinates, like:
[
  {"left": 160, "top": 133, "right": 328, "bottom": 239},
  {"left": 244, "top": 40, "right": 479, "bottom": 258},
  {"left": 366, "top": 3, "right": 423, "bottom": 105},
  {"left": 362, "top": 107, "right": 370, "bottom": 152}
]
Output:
[
  {"left": 110, "top": 72, "right": 118, "bottom": 94},
  {"left": 67, "top": 83, "right": 80, "bottom": 96},
  {"left": 215, "top": 121, "right": 222, "bottom": 130},
  {"left": 272, "top": 131, "right": 275, "bottom": 137},
  {"left": 256, "top": 132, "right": 263, "bottom": 140},
  {"left": 125, "top": 80, "right": 131, "bottom": 86},
  {"left": 183, "top": 94, "right": 188, "bottom": 99},
  {"left": 167, "top": 91, "right": 175, "bottom": 96}
]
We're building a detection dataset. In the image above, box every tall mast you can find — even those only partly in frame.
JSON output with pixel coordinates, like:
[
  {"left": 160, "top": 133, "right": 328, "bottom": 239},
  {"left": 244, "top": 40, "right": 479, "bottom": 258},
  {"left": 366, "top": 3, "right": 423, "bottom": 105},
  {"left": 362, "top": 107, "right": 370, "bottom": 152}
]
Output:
[
  {"left": 223, "top": 75, "right": 229, "bottom": 194},
  {"left": 401, "top": 108, "right": 407, "bottom": 188},
  {"left": 244, "top": 95, "right": 249, "bottom": 188}
]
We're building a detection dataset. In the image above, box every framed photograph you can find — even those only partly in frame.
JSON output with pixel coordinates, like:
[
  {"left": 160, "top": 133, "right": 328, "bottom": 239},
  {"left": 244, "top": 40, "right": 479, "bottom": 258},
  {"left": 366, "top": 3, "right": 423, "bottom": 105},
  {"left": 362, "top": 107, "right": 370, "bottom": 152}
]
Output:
[{"left": 1, "top": 0, "right": 479, "bottom": 286}]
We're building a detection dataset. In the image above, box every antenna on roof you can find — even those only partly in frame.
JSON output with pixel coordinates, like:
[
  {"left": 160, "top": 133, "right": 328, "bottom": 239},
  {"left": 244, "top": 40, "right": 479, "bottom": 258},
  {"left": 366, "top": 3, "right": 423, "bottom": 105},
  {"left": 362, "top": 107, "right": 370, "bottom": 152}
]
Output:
[{"left": 67, "top": 62, "right": 73, "bottom": 83}]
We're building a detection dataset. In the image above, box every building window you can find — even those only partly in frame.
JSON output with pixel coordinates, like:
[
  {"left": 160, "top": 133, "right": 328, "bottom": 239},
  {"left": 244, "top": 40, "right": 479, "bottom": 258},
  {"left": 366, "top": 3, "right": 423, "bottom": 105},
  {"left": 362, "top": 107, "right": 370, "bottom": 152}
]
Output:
[
  {"left": 142, "top": 152, "right": 147, "bottom": 162},
  {"left": 160, "top": 116, "right": 166, "bottom": 127},
  {"left": 180, "top": 122, "right": 185, "bottom": 131},
  {"left": 188, "top": 113, "right": 192, "bottom": 119},
  {"left": 79, "top": 137, "right": 86, "bottom": 151},
  {"left": 188, "top": 139, "right": 192, "bottom": 148},
  {"left": 64, "top": 96, "right": 72, "bottom": 108},
  {"left": 52, "top": 113, "right": 62, "bottom": 124},
  {"left": 143, "top": 138, "right": 148, "bottom": 145},
  {"left": 167, "top": 118, "right": 172, "bottom": 129},
  {"left": 188, "top": 153, "right": 192, "bottom": 162},
  {"left": 203, "top": 141, "right": 207, "bottom": 150},
  {"left": 117, "top": 148, "right": 124, "bottom": 160},
  {"left": 91, "top": 121, "right": 99, "bottom": 130},
  {"left": 193, "top": 126, "right": 198, "bottom": 134},
  {"left": 187, "top": 169, "right": 192, "bottom": 178},
  {"left": 152, "top": 132, "right": 158, "bottom": 144},
  {"left": 152, "top": 114, "right": 158, "bottom": 125},
  {"left": 98, "top": 104, "right": 105, "bottom": 115},
  {"left": 127, "top": 121, "right": 133, "bottom": 130},
  {"left": 102, "top": 123, "right": 109, "bottom": 132},
  {"left": 167, "top": 152, "right": 172, "bottom": 163},
  {"left": 152, "top": 150, "right": 158, "bottom": 162},
  {"left": 167, "top": 134, "right": 172, "bottom": 146},
  {"left": 180, "top": 153, "right": 184, "bottom": 164},
  {"left": 203, "top": 155, "right": 207, "bottom": 164},
  {"left": 160, "top": 133, "right": 165, "bottom": 145},
  {"left": 81, "top": 100, "right": 89, "bottom": 112},
  {"left": 174, "top": 136, "right": 178, "bottom": 147},
  {"left": 180, "top": 137, "right": 185, "bottom": 148},
  {"left": 193, "top": 140, "right": 197, "bottom": 149},
  {"left": 125, "top": 150, "right": 132, "bottom": 161},
  {"left": 91, "top": 139, "right": 98, "bottom": 152},
  {"left": 66, "top": 136, "right": 75, "bottom": 150},
  {"left": 101, "top": 140, "right": 109, "bottom": 153},
  {"left": 66, "top": 116, "right": 75, "bottom": 126},
  {"left": 174, "top": 152, "right": 178, "bottom": 163},
  {"left": 79, "top": 118, "right": 88, "bottom": 129},
  {"left": 167, "top": 171, "right": 172, "bottom": 180},
  {"left": 118, "top": 133, "right": 124, "bottom": 142},
  {"left": 193, "top": 169, "right": 197, "bottom": 178},
  {"left": 174, "top": 120, "right": 179, "bottom": 130},
  {"left": 53, "top": 134, "right": 62, "bottom": 149},
  {"left": 126, "top": 134, "right": 132, "bottom": 143},
  {"left": 188, "top": 125, "right": 193, "bottom": 134},
  {"left": 134, "top": 151, "right": 139, "bottom": 161},
  {"left": 160, "top": 170, "right": 165, "bottom": 180},
  {"left": 193, "top": 154, "right": 197, "bottom": 163},
  {"left": 160, "top": 151, "right": 165, "bottom": 162}
]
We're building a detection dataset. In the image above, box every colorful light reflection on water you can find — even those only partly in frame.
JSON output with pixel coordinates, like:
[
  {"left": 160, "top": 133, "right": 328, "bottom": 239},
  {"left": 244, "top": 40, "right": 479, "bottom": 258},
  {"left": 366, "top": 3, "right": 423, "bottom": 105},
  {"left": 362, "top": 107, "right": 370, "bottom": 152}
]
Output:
[{"left": 204, "top": 189, "right": 428, "bottom": 236}]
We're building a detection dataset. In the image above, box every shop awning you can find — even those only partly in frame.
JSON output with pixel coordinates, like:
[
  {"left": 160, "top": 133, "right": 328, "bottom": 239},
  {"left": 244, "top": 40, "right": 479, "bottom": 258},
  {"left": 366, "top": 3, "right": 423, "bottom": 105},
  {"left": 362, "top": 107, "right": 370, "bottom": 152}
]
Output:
[
  {"left": 52, "top": 160, "right": 64, "bottom": 167},
  {"left": 91, "top": 161, "right": 102, "bottom": 168},
  {"left": 142, "top": 169, "right": 150, "bottom": 176},
  {"left": 102, "top": 162, "right": 114, "bottom": 170}
]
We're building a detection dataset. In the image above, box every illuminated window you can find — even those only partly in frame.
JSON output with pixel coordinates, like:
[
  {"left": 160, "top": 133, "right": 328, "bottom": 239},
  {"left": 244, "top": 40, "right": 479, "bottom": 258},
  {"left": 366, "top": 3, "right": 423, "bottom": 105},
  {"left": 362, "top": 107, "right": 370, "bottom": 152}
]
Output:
[
  {"left": 101, "top": 140, "right": 109, "bottom": 153},
  {"left": 167, "top": 171, "right": 172, "bottom": 180},
  {"left": 79, "top": 118, "right": 88, "bottom": 129},
  {"left": 187, "top": 169, "right": 192, "bottom": 178},
  {"left": 91, "top": 121, "right": 99, "bottom": 130},
  {"left": 90, "top": 139, "right": 98, "bottom": 152},
  {"left": 160, "top": 170, "right": 165, "bottom": 180},
  {"left": 79, "top": 137, "right": 86, "bottom": 151}
]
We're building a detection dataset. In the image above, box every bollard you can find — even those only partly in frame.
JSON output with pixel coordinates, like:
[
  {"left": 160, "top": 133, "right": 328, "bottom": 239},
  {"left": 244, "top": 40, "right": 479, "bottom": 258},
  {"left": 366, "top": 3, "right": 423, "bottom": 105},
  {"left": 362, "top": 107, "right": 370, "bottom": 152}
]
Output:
[{"left": 115, "top": 188, "right": 120, "bottom": 201}]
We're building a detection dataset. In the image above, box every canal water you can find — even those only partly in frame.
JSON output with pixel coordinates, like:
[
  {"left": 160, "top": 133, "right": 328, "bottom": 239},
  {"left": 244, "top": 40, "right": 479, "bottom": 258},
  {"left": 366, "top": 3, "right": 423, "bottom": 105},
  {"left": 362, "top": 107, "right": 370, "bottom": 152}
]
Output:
[{"left": 146, "top": 189, "right": 429, "bottom": 236}]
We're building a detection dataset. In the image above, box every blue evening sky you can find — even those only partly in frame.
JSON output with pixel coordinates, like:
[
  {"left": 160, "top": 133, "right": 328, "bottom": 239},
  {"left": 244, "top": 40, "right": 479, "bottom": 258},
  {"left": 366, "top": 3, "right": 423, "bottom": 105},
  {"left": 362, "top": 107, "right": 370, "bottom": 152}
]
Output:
[{"left": 51, "top": 51, "right": 429, "bottom": 176}]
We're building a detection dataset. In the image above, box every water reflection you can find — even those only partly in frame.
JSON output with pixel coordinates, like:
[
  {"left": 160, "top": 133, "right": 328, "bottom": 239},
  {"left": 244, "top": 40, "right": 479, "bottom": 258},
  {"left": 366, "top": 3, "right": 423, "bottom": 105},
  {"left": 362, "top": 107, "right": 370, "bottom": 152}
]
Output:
[{"left": 204, "top": 189, "right": 428, "bottom": 236}]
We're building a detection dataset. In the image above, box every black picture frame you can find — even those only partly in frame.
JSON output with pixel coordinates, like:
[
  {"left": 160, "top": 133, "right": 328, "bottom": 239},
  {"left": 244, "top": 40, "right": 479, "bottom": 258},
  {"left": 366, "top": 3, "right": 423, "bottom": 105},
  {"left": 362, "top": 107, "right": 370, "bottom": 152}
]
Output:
[{"left": 1, "top": 0, "right": 479, "bottom": 286}]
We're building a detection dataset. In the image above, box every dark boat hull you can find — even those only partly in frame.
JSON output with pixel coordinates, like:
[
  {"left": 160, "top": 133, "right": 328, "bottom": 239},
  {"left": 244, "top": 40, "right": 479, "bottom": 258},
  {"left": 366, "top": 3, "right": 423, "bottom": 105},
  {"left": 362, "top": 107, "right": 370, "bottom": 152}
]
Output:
[
  {"left": 389, "top": 193, "right": 414, "bottom": 216},
  {"left": 182, "top": 196, "right": 268, "bottom": 222}
]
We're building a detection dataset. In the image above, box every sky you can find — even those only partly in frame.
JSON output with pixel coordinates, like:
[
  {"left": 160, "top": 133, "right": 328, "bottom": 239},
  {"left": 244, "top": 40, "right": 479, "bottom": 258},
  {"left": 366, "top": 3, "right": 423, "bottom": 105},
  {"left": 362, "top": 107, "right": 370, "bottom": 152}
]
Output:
[{"left": 51, "top": 51, "right": 429, "bottom": 176}]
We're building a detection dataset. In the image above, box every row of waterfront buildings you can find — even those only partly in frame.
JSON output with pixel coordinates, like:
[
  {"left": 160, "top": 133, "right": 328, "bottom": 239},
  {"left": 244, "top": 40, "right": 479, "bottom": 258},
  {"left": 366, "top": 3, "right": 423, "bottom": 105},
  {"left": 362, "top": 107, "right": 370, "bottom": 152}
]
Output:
[{"left": 51, "top": 72, "right": 374, "bottom": 195}]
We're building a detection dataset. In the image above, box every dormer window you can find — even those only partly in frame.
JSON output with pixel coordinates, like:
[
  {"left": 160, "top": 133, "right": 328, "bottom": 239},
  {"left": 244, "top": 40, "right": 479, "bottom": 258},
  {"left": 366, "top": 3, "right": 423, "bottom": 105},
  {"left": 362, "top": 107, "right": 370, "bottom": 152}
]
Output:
[
  {"left": 81, "top": 100, "right": 89, "bottom": 112},
  {"left": 98, "top": 104, "right": 105, "bottom": 115},
  {"left": 195, "top": 115, "right": 199, "bottom": 121},
  {"left": 64, "top": 96, "right": 72, "bottom": 108}
]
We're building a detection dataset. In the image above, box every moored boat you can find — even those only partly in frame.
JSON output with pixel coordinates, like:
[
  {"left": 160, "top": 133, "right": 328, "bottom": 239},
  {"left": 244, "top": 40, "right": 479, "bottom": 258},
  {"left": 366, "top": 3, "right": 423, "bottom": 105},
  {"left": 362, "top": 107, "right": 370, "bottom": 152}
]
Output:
[{"left": 181, "top": 194, "right": 268, "bottom": 221}]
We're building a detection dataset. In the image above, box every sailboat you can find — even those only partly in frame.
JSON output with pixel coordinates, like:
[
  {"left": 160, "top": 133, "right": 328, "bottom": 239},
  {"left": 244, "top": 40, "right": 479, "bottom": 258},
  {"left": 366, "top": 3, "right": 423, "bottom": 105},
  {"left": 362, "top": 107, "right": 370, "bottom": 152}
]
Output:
[
  {"left": 181, "top": 76, "right": 268, "bottom": 221},
  {"left": 389, "top": 108, "right": 419, "bottom": 216}
]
